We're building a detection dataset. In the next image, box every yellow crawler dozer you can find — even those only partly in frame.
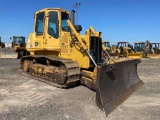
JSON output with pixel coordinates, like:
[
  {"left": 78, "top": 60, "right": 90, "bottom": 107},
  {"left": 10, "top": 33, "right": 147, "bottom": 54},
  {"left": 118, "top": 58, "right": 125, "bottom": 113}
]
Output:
[
  {"left": 151, "top": 43, "right": 160, "bottom": 54},
  {"left": 11, "top": 36, "right": 27, "bottom": 58},
  {"left": 111, "top": 42, "right": 142, "bottom": 58},
  {"left": 148, "top": 42, "right": 160, "bottom": 58},
  {"left": 103, "top": 41, "right": 111, "bottom": 53},
  {"left": 20, "top": 8, "right": 143, "bottom": 116},
  {"left": 112, "top": 42, "right": 138, "bottom": 58},
  {"left": 143, "top": 40, "right": 160, "bottom": 58},
  {"left": 134, "top": 42, "right": 147, "bottom": 58},
  {"left": 0, "top": 36, "right": 27, "bottom": 58},
  {"left": 133, "top": 40, "right": 156, "bottom": 58},
  {"left": 102, "top": 42, "right": 119, "bottom": 59}
]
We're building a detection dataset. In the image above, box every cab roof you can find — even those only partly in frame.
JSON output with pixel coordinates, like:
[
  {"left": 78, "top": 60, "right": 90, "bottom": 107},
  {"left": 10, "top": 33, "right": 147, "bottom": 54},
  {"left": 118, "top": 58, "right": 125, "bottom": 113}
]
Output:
[
  {"left": 151, "top": 42, "right": 160, "bottom": 44},
  {"left": 13, "top": 36, "right": 25, "bottom": 38},
  {"left": 134, "top": 42, "right": 145, "bottom": 44},
  {"left": 35, "top": 8, "right": 69, "bottom": 13},
  {"left": 117, "top": 42, "right": 128, "bottom": 43}
]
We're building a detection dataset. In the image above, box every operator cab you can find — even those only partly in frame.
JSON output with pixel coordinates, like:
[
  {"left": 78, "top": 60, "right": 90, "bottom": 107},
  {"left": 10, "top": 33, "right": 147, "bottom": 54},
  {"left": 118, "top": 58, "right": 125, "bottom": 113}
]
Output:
[
  {"left": 12, "top": 36, "right": 25, "bottom": 47},
  {"left": 104, "top": 41, "right": 110, "bottom": 48},
  {"left": 35, "top": 8, "right": 70, "bottom": 37},
  {"left": 31, "top": 8, "right": 70, "bottom": 49},
  {"left": 31, "top": 8, "right": 82, "bottom": 50},
  {"left": 134, "top": 42, "right": 146, "bottom": 52}
]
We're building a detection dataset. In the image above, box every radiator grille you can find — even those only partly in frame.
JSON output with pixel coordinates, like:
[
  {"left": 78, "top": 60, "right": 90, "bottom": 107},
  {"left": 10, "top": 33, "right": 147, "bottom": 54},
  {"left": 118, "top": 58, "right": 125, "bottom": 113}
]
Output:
[{"left": 90, "top": 36, "right": 102, "bottom": 64}]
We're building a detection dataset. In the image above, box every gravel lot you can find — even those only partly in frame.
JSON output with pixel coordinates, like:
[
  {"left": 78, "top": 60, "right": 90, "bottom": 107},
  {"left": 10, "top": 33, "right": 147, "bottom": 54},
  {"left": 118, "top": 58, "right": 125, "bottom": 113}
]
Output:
[{"left": 0, "top": 58, "right": 160, "bottom": 120}]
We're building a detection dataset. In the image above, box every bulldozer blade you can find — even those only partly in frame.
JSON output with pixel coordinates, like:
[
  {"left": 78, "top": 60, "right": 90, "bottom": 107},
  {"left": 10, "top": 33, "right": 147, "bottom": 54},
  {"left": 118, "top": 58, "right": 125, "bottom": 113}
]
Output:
[
  {"left": 109, "top": 53, "right": 119, "bottom": 59},
  {"left": 147, "top": 54, "right": 160, "bottom": 59},
  {"left": 127, "top": 53, "right": 142, "bottom": 58},
  {"left": 96, "top": 59, "right": 143, "bottom": 116}
]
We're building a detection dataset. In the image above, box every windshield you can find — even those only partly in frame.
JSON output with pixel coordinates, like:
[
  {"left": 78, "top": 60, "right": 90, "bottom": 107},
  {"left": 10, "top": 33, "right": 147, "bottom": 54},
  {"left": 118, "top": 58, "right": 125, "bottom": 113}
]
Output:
[
  {"left": 141, "top": 43, "right": 145, "bottom": 48},
  {"left": 61, "top": 12, "right": 69, "bottom": 32},
  {"left": 104, "top": 42, "right": 110, "bottom": 47},
  {"left": 48, "top": 11, "right": 59, "bottom": 39},
  {"left": 13, "top": 37, "right": 25, "bottom": 44},
  {"left": 151, "top": 43, "right": 156, "bottom": 48},
  {"left": 135, "top": 43, "right": 145, "bottom": 48},
  {"left": 134, "top": 43, "right": 145, "bottom": 51}
]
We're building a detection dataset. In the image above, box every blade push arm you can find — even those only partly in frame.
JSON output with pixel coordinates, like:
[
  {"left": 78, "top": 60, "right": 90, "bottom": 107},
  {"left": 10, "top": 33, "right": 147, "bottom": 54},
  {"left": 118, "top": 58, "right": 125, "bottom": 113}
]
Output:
[{"left": 67, "top": 20, "right": 97, "bottom": 67}]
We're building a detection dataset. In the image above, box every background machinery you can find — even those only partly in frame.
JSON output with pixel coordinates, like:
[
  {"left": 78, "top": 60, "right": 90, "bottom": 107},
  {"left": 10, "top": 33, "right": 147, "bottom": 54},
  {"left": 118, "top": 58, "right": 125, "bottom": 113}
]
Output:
[
  {"left": 116, "top": 42, "right": 134, "bottom": 57},
  {"left": 102, "top": 41, "right": 120, "bottom": 59},
  {"left": 103, "top": 41, "right": 111, "bottom": 53},
  {"left": 110, "top": 44, "right": 118, "bottom": 53},
  {"left": 145, "top": 40, "right": 153, "bottom": 54},
  {"left": 133, "top": 40, "right": 160, "bottom": 58},
  {"left": 134, "top": 42, "right": 146, "bottom": 52},
  {"left": 0, "top": 36, "right": 27, "bottom": 58},
  {"left": 134, "top": 40, "right": 154, "bottom": 58},
  {"left": 0, "top": 36, "right": 15, "bottom": 58},
  {"left": 134, "top": 42, "right": 147, "bottom": 58},
  {"left": 144, "top": 40, "right": 160, "bottom": 58},
  {"left": 0, "top": 36, "right": 5, "bottom": 48},
  {"left": 111, "top": 42, "right": 139, "bottom": 58},
  {"left": 148, "top": 42, "right": 160, "bottom": 58},
  {"left": 20, "top": 8, "right": 143, "bottom": 116},
  {"left": 151, "top": 43, "right": 160, "bottom": 54},
  {"left": 11, "top": 36, "right": 27, "bottom": 58},
  {"left": 102, "top": 41, "right": 112, "bottom": 60}
]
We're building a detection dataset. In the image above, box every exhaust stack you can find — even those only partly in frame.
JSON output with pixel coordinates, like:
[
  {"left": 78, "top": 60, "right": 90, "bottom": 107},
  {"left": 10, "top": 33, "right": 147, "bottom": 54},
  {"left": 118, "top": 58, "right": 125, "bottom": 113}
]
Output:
[
  {"left": 71, "top": 10, "right": 82, "bottom": 33},
  {"left": 71, "top": 10, "right": 75, "bottom": 26}
]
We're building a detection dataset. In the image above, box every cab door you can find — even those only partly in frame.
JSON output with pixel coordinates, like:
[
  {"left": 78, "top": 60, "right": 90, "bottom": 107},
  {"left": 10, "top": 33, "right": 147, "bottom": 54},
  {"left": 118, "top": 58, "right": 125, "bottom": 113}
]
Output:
[
  {"left": 44, "top": 11, "right": 60, "bottom": 50},
  {"left": 32, "top": 12, "right": 45, "bottom": 50}
]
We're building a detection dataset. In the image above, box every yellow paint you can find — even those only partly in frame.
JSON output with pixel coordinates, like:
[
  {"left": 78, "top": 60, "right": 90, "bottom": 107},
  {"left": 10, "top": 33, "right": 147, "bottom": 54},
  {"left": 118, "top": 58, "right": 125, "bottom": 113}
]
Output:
[{"left": 27, "top": 8, "right": 92, "bottom": 69}]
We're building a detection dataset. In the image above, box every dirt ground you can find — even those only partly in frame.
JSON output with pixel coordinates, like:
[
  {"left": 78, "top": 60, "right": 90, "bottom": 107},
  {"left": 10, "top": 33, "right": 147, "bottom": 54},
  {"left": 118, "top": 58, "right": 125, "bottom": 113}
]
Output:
[{"left": 0, "top": 58, "right": 160, "bottom": 120}]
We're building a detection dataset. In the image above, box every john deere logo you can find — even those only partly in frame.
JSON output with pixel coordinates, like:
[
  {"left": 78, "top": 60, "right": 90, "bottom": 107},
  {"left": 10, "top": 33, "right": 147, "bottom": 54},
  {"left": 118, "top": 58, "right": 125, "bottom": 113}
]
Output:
[{"left": 35, "top": 42, "right": 38, "bottom": 46}]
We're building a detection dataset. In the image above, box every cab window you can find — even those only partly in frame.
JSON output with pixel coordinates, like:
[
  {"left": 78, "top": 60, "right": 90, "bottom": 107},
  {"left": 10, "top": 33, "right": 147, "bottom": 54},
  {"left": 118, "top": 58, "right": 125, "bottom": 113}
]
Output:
[
  {"left": 61, "top": 12, "right": 69, "bottom": 32},
  {"left": 35, "top": 12, "right": 44, "bottom": 35},
  {"left": 48, "top": 11, "right": 59, "bottom": 39}
]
